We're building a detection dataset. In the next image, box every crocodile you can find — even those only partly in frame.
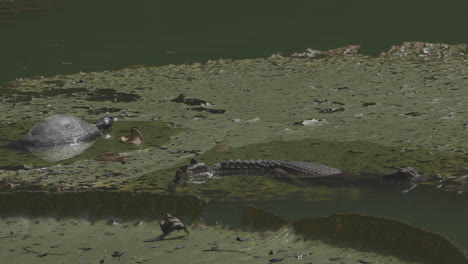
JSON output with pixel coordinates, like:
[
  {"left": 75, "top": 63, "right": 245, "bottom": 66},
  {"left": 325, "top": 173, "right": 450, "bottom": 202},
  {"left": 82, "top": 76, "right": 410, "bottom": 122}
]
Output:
[{"left": 175, "top": 159, "right": 442, "bottom": 185}]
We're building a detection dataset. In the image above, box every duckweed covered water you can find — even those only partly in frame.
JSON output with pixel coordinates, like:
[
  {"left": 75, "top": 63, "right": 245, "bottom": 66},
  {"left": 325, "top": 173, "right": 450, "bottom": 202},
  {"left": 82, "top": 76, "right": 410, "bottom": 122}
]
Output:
[
  {"left": 0, "top": 44, "right": 467, "bottom": 261},
  {"left": 0, "top": 212, "right": 449, "bottom": 264}
]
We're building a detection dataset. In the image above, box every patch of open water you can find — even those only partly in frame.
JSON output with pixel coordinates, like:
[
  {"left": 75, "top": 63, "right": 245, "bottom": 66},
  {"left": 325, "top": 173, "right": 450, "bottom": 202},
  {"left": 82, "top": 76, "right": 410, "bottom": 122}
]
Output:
[{"left": 206, "top": 185, "right": 468, "bottom": 250}]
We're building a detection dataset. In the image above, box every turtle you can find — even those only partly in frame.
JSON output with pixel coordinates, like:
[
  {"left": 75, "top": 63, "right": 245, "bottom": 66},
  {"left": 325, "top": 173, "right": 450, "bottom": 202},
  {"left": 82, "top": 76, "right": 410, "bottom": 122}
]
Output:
[{"left": 22, "top": 114, "right": 114, "bottom": 147}]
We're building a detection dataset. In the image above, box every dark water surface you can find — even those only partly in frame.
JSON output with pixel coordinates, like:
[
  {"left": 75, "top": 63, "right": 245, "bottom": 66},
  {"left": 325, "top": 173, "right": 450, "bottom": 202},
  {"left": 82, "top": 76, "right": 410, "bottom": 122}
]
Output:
[
  {"left": 1, "top": 0, "right": 467, "bottom": 86},
  {"left": 205, "top": 186, "right": 468, "bottom": 250}
]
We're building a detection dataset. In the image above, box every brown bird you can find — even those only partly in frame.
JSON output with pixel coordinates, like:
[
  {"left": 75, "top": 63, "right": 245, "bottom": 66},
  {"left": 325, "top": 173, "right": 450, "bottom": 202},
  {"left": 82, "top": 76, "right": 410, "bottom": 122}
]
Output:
[
  {"left": 120, "top": 127, "right": 143, "bottom": 146},
  {"left": 159, "top": 213, "right": 189, "bottom": 239}
]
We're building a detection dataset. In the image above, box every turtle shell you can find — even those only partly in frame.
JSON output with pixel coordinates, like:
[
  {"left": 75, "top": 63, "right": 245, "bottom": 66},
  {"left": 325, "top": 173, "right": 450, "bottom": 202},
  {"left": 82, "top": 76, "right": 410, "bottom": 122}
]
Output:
[{"left": 23, "top": 114, "right": 104, "bottom": 147}]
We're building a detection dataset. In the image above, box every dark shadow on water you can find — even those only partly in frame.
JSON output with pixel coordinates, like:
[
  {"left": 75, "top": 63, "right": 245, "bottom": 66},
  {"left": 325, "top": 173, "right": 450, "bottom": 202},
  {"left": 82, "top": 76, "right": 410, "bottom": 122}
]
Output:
[
  {"left": 240, "top": 205, "right": 468, "bottom": 264},
  {"left": 0, "top": 87, "right": 140, "bottom": 103},
  {"left": 0, "top": 191, "right": 206, "bottom": 223},
  {"left": 205, "top": 185, "right": 468, "bottom": 250}
]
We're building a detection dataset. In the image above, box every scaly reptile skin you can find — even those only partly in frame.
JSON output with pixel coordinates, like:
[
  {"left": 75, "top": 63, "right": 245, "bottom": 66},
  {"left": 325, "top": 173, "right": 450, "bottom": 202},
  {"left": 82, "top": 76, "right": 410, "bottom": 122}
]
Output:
[
  {"left": 213, "top": 159, "right": 342, "bottom": 177},
  {"left": 175, "top": 159, "right": 443, "bottom": 184},
  {"left": 175, "top": 159, "right": 342, "bottom": 183}
]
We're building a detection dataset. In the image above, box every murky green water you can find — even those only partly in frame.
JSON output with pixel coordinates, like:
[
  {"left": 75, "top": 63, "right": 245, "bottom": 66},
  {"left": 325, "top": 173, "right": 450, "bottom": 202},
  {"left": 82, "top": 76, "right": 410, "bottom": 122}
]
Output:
[
  {"left": 0, "top": 1, "right": 467, "bottom": 261},
  {"left": 1, "top": 0, "right": 467, "bottom": 86},
  {"left": 206, "top": 186, "right": 468, "bottom": 251},
  {"left": 0, "top": 216, "right": 427, "bottom": 264}
]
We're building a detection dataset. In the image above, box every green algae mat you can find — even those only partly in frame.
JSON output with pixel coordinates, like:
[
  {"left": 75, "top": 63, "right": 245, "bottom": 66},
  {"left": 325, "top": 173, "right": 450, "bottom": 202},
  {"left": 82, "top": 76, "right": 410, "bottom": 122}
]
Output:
[
  {"left": 0, "top": 42, "right": 466, "bottom": 197},
  {"left": 0, "top": 42, "right": 467, "bottom": 263},
  {"left": 0, "top": 205, "right": 466, "bottom": 264}
]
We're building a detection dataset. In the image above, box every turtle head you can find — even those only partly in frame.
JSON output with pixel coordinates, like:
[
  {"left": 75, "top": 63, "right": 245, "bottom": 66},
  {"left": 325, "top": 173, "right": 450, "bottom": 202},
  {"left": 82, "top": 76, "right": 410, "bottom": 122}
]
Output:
[{"left": 96, "top": 116, "right": 115, "bottom": 131}]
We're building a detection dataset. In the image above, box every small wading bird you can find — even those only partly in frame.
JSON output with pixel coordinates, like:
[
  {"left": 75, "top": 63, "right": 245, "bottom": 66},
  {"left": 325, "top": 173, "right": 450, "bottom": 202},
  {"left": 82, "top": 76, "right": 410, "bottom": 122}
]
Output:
[{"left": 159, "top": 213, "right": 189, "bottom": 239}]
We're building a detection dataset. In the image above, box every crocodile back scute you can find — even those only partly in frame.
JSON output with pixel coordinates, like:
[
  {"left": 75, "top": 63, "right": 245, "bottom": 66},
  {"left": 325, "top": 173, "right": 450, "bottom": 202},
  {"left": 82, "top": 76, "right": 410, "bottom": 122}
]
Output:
[
  {"left": 276, "top": 160, "right": 342, "bottom": 177},
  {"left": 214, "top": 159, "right": 341, "bottom": 178}
]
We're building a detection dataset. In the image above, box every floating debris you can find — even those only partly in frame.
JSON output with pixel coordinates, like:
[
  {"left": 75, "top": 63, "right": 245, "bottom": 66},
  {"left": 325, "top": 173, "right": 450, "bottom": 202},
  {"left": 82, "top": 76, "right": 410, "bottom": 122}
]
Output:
[
  {"left": 78, "top": 247, "right": 92, "bottom": 251},
  {"left": 202, "top": 246, "right": 245, "bottom": 253},
  {"left": 332, "top": 101, "right": 346, "bottom": 105},
  {"left": 111, "top": 250, "right": 125, "bottom": 259},
  {"left": 293, "top": 119, "right": 327, "bottom": 127},
  {"left": 96, "top": 152, "right": 128, "bottom": 164},
  {"left": 332, "top": 86, "right": 350, "bottom": 91},
  {"left": 269, "top": 257, "right": 284, "bottom": 262},
  {"left": 170, "top": 93, "right": 212, "bottom": 106},
  {"left": 22, "top": 246, "right": 70, "bottom": 257},
  {"left": 403, "top": 111, "right": 424, "bottom": 117},
  {"left": 356, "top": 260, "right": 373, "bottom": 264},
  {"left": 187, "top": 107, "right": 226, "bottom": 114},
  {"left": 191, "top": 114, "right": 208, "bottom": 120},
  {"left": 291, "top": 48, "right": 323, "bottom": 58},
  {"left": 312, "top": 99, "right": 328, "bottom": 104},
  {"left": 246, "top": 117, "right": 261, "bottom": 123},
  {"left": 203, "top": 246, "right": 220, "bottom": 252},
  {"left": 318, "top": 107, "right": 345, "bottom": 113}
]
